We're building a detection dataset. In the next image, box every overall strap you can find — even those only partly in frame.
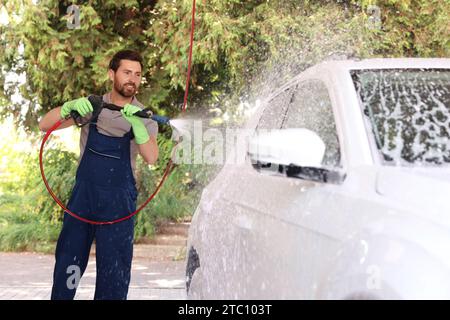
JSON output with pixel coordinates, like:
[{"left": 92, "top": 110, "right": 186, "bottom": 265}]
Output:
[{"left": 87, "top": 95, "right": 104, "bottom": 123}]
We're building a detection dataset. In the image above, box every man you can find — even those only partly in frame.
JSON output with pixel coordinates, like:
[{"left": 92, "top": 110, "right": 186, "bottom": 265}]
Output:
[{"left": 39, "top": 50, "right": 158, "bottom": 300}]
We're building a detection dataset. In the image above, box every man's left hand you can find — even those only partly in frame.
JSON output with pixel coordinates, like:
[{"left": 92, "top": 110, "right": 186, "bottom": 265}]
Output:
[{"left": 121, "top": 104, "right": 149, "bottom": 144}]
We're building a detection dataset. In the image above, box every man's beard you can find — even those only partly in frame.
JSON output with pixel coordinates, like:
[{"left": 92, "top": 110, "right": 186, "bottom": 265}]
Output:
[{"left": 115, "top": 81, "right": 137, "bottom": 98}]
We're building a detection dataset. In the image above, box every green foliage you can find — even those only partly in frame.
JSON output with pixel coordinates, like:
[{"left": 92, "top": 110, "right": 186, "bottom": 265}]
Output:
[
  {"left": 0, "top": 132, "right": 77, "bottom": 252},
  {"left": 1, "top": 0, "right": 448, "bottom": 132},
  {"left": 0, "top": 122, "right": 211, "bottom": 250},
  {"left": 0, "top": 198, "right": 61, "bottom": 253},
  {"left": 133, "top": 133, "right": 216, "bottom": 238},
  {"left": 354, "top": 0, "right": 450, "bottom": 56},
  {"left": 32, "top": 148, "right": 78, "bottom": 223}
]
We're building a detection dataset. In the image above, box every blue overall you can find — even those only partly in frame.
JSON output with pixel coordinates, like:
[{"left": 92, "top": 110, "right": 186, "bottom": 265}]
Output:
[{"left": 51, "top": 112, "right": 138, "bottom": 300}]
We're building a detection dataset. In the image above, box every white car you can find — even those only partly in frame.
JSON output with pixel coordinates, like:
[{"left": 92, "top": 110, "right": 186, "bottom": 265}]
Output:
[{"left": 185, "top": 58, "right": 450, "bottom": 299}]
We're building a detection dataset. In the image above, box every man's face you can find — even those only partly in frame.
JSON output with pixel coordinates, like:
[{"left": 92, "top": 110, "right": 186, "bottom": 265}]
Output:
[{"left": 109, "top": 59, "right": 142, "bottom": 98}]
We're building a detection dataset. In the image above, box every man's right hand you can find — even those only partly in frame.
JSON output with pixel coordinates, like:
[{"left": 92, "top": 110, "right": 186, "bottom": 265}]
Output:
[{"left": 60, "top": 97, "right": 93, "bottom": 119}]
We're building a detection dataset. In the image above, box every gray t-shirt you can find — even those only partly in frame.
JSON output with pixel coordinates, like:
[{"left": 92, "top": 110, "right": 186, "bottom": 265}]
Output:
[{"left": 78, "top": 93, "right": 158, "bottom": 179}]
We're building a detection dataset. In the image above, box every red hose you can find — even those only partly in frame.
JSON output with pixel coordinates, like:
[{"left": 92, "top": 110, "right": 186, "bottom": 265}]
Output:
[
  {"left": 39, "top": 0, "right": 196, "bottom": 225},
  {"left": 182, "top": 0, "right": 196, "bottom": 113}
]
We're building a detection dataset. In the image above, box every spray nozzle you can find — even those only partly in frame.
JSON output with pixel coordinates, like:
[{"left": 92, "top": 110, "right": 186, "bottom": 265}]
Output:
[{"left": 150, "top": 115, "right": 170, "bottom": 125}]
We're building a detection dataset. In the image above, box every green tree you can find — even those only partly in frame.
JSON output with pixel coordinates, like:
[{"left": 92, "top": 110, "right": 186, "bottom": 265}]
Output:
[
  {"left": 1, "top": 0, "right": 448, "bottom": 133},
  {"left": 355, "top": 0, "right": 450, "bottom": 56}
]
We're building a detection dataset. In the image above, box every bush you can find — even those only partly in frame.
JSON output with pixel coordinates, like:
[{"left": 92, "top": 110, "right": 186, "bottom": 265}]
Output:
[
  {"left": 0, "top": 126, "right": 215, "bottom": 251},
  {"left": 354, "top": 0, "right": 450, "bottom": 57},
  {"left": 0, "top": 132, "right": 78, "bottom": 252},
  {"left": 133, "top": 134, "right": 218, "bottom": 238}
]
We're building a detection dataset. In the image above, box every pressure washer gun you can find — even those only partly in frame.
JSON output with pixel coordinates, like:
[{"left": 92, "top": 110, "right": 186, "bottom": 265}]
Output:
[
  {"left": 68, "top": 95, "right": 169, "bottom": 127},
  {"left": 68, "top": 95, "right": 184, "bottom": 144}
]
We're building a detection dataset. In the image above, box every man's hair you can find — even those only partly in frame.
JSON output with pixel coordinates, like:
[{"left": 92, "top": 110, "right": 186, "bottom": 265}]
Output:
[{"left": 108, "top": 50, "right": 143, "bottom": 72}]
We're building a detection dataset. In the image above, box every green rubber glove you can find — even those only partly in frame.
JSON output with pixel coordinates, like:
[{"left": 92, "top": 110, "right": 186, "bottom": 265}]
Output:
[
  {"left": 60, "top": 97, "right": 93, "bottom": 118},
  {"left": 121, "top": 104, "right": 150, "bottom": 144}
]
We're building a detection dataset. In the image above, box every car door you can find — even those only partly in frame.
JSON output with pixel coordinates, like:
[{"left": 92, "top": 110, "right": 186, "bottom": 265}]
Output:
[{"left": 221, "top": 78, "right": 345, "bottom": 299}]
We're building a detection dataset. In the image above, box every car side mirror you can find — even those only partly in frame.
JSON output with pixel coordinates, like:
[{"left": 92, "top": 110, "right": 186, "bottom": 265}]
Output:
[
  {"left": 247, "top": 128, "right": 345, "bottom": 184},
  {"left": 248, "top": 128, "right": 325, "bottom": 166}
]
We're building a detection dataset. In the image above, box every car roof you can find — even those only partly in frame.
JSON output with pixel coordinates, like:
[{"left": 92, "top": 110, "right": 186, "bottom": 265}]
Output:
[
  {"left": 311, "top": 58, "right": 450, "bottom": 74},
  {"left": 267, "top": 58, "right": 450, "bottom": 101}
]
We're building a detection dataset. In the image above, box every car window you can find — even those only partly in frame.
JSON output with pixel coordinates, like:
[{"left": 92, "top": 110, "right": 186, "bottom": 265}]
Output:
[
  {"left": 257, "top": 87, "right": 294, "bottom": 130},
  {"left": 281, "top": 80, "right": 341, "bottom": 167}
]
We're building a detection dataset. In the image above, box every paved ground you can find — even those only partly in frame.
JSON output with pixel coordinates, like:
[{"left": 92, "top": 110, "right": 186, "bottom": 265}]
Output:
[{"left": 0, "top": 249, "right": 187, "bottom": 300}]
